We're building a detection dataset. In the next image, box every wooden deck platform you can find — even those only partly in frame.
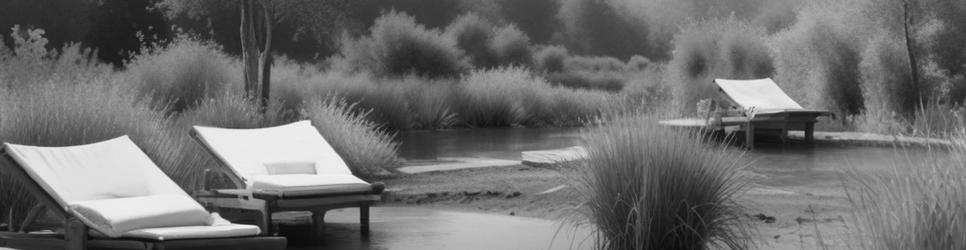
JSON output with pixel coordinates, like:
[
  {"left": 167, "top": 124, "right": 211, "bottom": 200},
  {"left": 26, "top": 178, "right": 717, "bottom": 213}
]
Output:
[{"left": 659, "top": 114, "right": 819, "bottom": 149}]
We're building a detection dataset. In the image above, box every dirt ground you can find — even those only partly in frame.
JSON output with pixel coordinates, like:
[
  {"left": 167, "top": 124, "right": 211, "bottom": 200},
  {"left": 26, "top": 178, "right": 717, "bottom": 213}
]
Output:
[{"left": 382, "top": 164, "right": 857, "bottom": 250}]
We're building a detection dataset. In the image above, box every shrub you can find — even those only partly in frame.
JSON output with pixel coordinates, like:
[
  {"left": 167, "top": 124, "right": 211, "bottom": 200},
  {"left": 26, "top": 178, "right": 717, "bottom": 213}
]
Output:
[
  {"left": 859, "top": 37, "right": 918, "bottom": 123},
  {"left": 455, "top": 67, "right": 612, "bottom": 127},
  {"left": 455, "top": 68, "right": 531, "bottom": 127},
  {"left": 807, "top": 23, "right": 864, "bottom": 118},
  {"left": 546, "top": 71, "right": 625, "bottom": 91},
  {"left": 339, "top": 11, "right": 468, "bottom": 78},
  {"left": 400, "top": 77, "right": 459, "bottom": 129},
  {"left": 124, "top": 39, "right": 238, "bottom": 113},
  {"left": 1, "top": 26, "right": 112, "bottom": 88},
  {"left": 667, "top": 18, "right": 774, "bottom": 114},
  {"left": 445, "top": 12, "right": 498, "bottom": 68},
  {"left": 577, "top": 113, "right": 749, "bottom": 250},
  {"left": 534, "top": 45, "right": 569, "bottom": 72},
  {"left": 303, "top": 97, "right": 401, "bottom": 178},
  {"left": 556, "top": 0, "right": 652, "bottom": 59},
  {"left": 847, "top": 131, "right": 966, "bottom": 249},
  {"left": 489, "top": 24, "right": 533, "bottom": 67}
]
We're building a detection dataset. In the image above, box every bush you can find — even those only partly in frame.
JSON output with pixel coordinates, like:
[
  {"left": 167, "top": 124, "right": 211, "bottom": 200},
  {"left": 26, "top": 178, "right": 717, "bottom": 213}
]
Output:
[
  {"left": 454, "top": 68, "right": 531, "bottom": 127},
  {"left": 456, "top": 67, "right": 611, "bottom": 127},
  {"left": 556, "top": 0, "right": 652, "bottom": 59},
  {"left": 445, "top": 13, "right": 498, "bottom": 68},
  {"left": 808, "top": 23, "right": 864, "bottom": 117},
  {"left": 339, "top": 11, "right": 468, "bottom": 78},
  {"left": 859, "top": 37, "right": 918, "bottom": 122},
  {"left": 847, "top": 131, "right": 966, "bottom": 249},
  {"left": 667, "top": 18, "right": 774, "bottom": 114},
  {"left": 534, "top": 45, "right": 569, "bottom": 72},
  {"left": 1, "top": 26, "right": 112, "bottom": 88},
  {"left": 489, "top": 24, "right": 533, "bottom": 67},
  {"left": 577, "top": 113, "right": 749, "bottom": 249},
  {"left": 546, "top": 71, "right": 625, "bottom": 91},
  {"left": 303, "top": 97, "right": 401, "bottom": 178},
  {"left": 400, "top": 77, "right": 459, "bottom": 129},
  {"left": 124, "top": 39, "right": 238, "bottom": 113}
]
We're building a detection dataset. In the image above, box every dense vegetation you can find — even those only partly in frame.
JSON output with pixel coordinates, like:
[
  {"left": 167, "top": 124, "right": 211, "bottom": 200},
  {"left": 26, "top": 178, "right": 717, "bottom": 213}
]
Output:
[{"left": 4, "top": 0, "right": 966, "bottom": 248}]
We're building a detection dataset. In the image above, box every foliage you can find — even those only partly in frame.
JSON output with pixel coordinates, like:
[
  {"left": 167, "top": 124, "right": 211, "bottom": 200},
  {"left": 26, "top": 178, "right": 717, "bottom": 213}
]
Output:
[
  {"left": 667, "top": 18, "right": 774, "bottom": 114},
  {"left": 534, "top": 45, "right": 569, "bottom": 73},
  {"left": 577, "top": 113, "right": 750, "bottom": 250},
  {"left": 303, "top": 97, "right": 401, "bottom": 178},
  {"left": 488, "top": 24, "right": 533, "bottom": 67},
  {"left": 455, "top": 67, "right": 611, "bottom": 127},
  {"left": 338, "top": 10, "right": 467, "bottom": 78},
  {"left": 445, "top": 13, "right": 498, "bottom": 68},
  {"left": 123, "top": 39, "right": 238, "bottom": 114},
  {"left": 847, "top": 130, "right": 966, "bottom": 249},
  {"left": 557, "top": 0, "right": 651, "bottom": 60}
]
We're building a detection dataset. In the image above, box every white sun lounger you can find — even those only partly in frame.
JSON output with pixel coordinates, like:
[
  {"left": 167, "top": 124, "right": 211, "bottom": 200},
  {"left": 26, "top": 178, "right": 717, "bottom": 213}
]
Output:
[
  {"left": 190, "top": 121, "right": 384, "bottom": 236},
  {"left": 714, "top": 78, "right": 833, "bottom": 148},
  {"left": 0, "top": 136, "right": 286, "bottom": 250}
]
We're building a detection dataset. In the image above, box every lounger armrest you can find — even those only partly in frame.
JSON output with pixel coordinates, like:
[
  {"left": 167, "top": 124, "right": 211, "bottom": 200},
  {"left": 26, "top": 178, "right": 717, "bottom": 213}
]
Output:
[
  {"left": 193, "top": 189, "right": 255, "bottom": 199},
  {"left": 370, "top": 182, "right": 386, "bottom": 194},
  {"left": 250, "top": 182, "right": 386, "bottom": 200}
]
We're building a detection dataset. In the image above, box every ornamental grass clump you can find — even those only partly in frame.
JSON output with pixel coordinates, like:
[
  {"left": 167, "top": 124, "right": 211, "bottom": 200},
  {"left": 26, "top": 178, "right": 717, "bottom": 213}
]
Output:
[
  {"left": 847, "top": 129, "right": 966, "bottom": 249},
  {"left": 577, "top": 114, "right": 750, "bottom": 250}
]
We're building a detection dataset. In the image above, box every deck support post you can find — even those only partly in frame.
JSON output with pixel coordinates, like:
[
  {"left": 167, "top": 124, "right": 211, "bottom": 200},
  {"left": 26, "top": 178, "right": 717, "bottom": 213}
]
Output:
[{"left": 805, "top": 122, "right": 815, "bottom": 144}]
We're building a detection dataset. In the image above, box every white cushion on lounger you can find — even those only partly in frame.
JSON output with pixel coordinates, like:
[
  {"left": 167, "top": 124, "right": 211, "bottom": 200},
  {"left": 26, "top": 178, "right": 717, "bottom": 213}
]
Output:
[
  {"left": 68, "top": 195, "right": 211, "bottom": 238},
  {"left": 3, "top": 136, "right": 190, "bottom": 205},
  {"left": 121, "top": 224, "right": 261, "bottom": 241},
  {"left": 714, "top": 78, "right": 804, "bottom": 112},
  {"left": 2, "top": 137, "right": 261, "bottom": 239},
  {"left": 250, "top": 174, "right": 372, "bottom": 195},
  {"left": 192, "top": 121, "right": 353, "bottom": 182}
]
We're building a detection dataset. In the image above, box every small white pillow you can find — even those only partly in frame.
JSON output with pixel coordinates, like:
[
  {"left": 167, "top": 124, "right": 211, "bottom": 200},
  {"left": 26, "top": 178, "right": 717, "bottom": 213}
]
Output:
[
  {"left": 264, "top": 162, "right": 317, "bottom": 175},
  {"left": 69, "top": 194, "right": 211, "bottom": 238}
]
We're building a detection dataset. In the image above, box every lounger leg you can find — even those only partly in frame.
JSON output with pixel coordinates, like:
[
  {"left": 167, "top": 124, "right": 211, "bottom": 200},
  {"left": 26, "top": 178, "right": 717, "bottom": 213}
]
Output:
[
  {"left": 19, "top": 204, "right": 46, "bottom": 232},
  {"left": 256, "top": 205, "right": 275, "bottom": 236},
  {"left": 805, "top": 122, "right": 815, "bottom": 144},
  {"left": 66, "top": 218, "right": 87, "bottom": 250},
  {"left": 312, "top": 210, "right": 326, "bottom": 237},
  {"left": 360, "top": 205, "right": 370, "bottom": 236}
]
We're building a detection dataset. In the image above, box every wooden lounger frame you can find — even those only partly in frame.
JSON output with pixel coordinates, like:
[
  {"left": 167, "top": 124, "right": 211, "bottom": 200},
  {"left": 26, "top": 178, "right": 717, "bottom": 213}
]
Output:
[
  {"left": 710, "top": 86, "right": 834, "bottom": 149},
  {"left": 189, "top": 129, "right": 384, "bottom": 236},
  {"left": 0, "top": 148, "right": 287, "bottom": 250}
]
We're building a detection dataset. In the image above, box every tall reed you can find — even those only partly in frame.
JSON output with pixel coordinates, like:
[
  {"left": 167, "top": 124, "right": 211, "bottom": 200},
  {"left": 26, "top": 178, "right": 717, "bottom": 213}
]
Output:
[{"left": 577, "top": 114, "right": 750, "bottom": 250}]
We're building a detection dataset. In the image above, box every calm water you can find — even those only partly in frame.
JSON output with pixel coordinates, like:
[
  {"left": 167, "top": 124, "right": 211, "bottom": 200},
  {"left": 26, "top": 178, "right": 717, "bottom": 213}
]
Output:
[{"left": 396, "top": 128, "right": 944, "bottom": 187}]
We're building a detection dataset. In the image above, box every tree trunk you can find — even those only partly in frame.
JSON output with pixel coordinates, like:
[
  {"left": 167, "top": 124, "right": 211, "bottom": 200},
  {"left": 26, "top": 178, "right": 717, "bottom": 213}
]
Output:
[
  {"left": 902, "top": 0, "right": 921, "bottom": 102},
  {"left": 240, "top": 0, "right": 260, "bottom": 100},
  {"left": 240, "top": 0, "right": 273, "bottom": 109},
  {"left": 258, "top": 5, "right": 273, "bottom": 108}
]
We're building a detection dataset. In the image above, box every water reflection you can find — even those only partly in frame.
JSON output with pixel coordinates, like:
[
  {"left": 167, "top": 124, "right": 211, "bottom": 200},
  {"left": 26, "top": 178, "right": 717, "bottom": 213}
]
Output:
[{"left": 396, "top": 128, "right": 584, "bottom": 160}]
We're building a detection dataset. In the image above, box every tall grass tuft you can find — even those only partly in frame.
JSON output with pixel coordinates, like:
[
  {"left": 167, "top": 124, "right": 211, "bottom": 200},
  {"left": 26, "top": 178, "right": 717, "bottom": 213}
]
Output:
[
  {"left": 577, "top": 113, "right": 750, "bottom": 250},
  {"left": 303, "top": 97, "right": 401, "bottom": 179},
  {"left": 847, "top": 130, "right": 966, "bottom": 249}
]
